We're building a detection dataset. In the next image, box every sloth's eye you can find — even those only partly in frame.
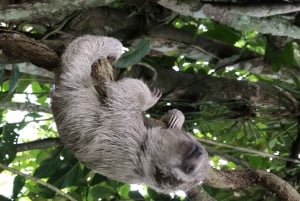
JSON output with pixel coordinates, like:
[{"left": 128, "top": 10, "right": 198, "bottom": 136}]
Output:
[{"left": 186, "top": 144, "right": 202, "bottom": 159}]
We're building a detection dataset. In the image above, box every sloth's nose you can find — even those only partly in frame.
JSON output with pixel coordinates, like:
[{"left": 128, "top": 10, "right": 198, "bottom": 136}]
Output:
[{"left": 181, "top": 144, "right": 204, "bottom": 174}]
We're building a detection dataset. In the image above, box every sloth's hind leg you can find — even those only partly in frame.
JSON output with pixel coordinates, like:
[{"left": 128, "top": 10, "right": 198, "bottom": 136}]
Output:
[
  {"left": 106, "top": 78, "right": 161, "bottom": 111},
  {"left": 142, "top": 87, "right": 162, "bottom": 111}
]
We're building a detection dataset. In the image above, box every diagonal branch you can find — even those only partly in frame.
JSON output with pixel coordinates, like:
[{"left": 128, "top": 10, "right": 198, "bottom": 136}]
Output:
[
  {"left": 205, "top": 168, "right": 300, "bottom": 201},
  {"left": 0, "top": 162, "right": 76, "bottom": 201}
]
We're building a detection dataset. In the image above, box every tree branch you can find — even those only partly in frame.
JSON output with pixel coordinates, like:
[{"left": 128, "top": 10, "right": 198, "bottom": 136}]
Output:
[
  {"left": 205, "top": 168, "right": 300, "bottom": 201},
  {"left": 17, "top": 138, "right": 61, "bottom": 152},
  {"left": 157, "top": 1, "right": 300, "bottom": 39},
  {"left": 0, "top": 0, "right": 115, "bottom": 23},
  {"left": 0, "top": 30, "right": 59, "bottom": 71},
  {"left": 0, "top": 101, "right": 50, "bottom": 113},
  {"left": 199, "top": 138, "right": 300, "bottom": 164}
]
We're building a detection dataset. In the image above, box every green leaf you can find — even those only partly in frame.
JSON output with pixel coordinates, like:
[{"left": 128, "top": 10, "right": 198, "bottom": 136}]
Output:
[
  {"left": 129, "top": 191, "right": 144, "bottom": 200},
  {"left": 118, "top": 184, "right": 130, "bottom": 198},
  {"left": 8, "top": 64, "right": 20, "bottom": 94},
  {"left": 201, "top": 19, "right": 241, "bottom": 44},
  {"left": 51, "top": 162, "right": 83, "bottom": 188},
  {"left": 265, "top": 42, "right": 297, "bottom": 71},
  {"left": 114, "top": 38, "right": 150, "bottom": 68},
  {"left": 31, "top": 81, "right": 48, "bottom": 105},
  {"left": 90, "top": 174, "right": 107, "bottom": 186},
  {"left": 147, "top": 188, "right": 160, "bottom": 199},
  {"left": 34, "top": 147, "right": 77, "bottom": 179},
  {"left": 34, "top": 147, "right": 64, "bottom": 178},
  {"left": 12, "top": 175, "right": 25, "bottom": 199},
  {"left": 0, "top": 123, "right": 19, "bottom": 164},
  {"left": 90, "top": 184, "right": 116, "bottom": 199}
]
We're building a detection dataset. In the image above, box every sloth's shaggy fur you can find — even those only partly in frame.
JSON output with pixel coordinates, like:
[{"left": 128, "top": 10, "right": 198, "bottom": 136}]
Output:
[{"left": 51, "top": 35, "right": 209, "bottom": 193}]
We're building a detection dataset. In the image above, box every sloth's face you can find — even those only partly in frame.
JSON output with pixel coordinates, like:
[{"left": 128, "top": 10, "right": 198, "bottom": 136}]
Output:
[{"left": 142, "top": 127, "right": 209, "bottom": 193}]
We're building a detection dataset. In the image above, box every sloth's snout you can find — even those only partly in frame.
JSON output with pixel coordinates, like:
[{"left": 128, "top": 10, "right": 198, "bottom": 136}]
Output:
[{"left": 181, "top": 144, "right": 204, "bottom": 174}]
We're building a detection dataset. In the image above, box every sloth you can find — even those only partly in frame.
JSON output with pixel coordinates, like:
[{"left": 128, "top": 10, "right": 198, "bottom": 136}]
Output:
[{"left": 51, "top": 35, "right": 209, "bottom": 193}]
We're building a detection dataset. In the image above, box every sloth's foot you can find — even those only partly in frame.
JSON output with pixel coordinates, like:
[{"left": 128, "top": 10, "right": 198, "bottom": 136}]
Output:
[
  {"left": 143, "top": 88, "right": 162, "bottom": 110},
  {"left": 161, "top": 109, "right": 185, "bottom": 129}
]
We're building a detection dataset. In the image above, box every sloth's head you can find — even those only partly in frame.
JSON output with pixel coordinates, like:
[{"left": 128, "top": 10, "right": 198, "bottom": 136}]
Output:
[{"left": 139, "top": 127, "right": 209, "bottom": 193}]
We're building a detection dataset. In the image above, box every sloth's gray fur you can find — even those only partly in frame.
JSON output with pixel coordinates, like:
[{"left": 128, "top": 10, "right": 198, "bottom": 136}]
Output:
[{"left": 51, "top": 35, "right": 209, "bottom": 193}]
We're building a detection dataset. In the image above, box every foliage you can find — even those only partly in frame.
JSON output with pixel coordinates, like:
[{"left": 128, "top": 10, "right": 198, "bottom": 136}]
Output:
[{"left": 0, "top": 2, "right": 300, "bottom": 201}]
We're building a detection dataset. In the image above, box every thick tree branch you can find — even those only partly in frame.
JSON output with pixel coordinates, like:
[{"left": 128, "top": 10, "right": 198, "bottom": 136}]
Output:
[
  {"left": 0, "top": 30, "right": 59, "bottom": 70},
  {"left": 157, "top": 1, "right": 300, "bottom": 39},
  {"left": 157, "top": 1, "right": 300, "bottom": 18},
  {"left": 205, "top": 168, "right": 300, "bottom": 201},
  {"left": 0, "top": 0, "right": 115, "bottom": 23}
]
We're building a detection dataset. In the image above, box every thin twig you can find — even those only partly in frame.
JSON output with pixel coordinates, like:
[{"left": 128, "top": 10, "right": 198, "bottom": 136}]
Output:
[
  {"left": 199, "top": 138, "right": 300, "bottom": 164},
  {"left": 0, "top": 162, "right": 76, "bottom": 201}
]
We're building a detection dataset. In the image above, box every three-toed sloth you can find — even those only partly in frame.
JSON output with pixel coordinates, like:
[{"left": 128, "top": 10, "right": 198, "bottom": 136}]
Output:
[{"left": 51, "top": 35, "right": 209, "bottom": 193}]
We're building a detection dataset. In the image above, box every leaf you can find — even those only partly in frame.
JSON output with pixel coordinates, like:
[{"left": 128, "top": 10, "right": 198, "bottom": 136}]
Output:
[
  {"left": 147, "top": 188, "right": 160, "bottom": 199},
  {"left": 51, "top": 162, "right": 83, "bottom": 188},
  {"left": 201, "top": 19, "right": 241, "bottom": 44},
  {"left": 31, "top": 81, "right": 48, "bottom": 105},
  {"left": 129, "top": 191, "right": 144, "bottom": 200},
  {"left": 34, "top": 147, "right": 77, "bottom": 178},
  {"left": 265, "top": 42, "right": 297, "bottom": 71},
  {"left": 90, "top": 174, "right": 107, "bottom": 186},
  {"left": 8, "top": 64, "right": 20, "bottom": 94},
  {"left": 0, "top": 124, "right": 19, "bottom": 164},
  {"left": 90, "top": 184, "right": 116, "bottom": 199},
  {"left": 12, "top": 175, "right": 25, "bottom": 199},
  {"left": 118, "top": 184, "right": 130, "bottom": 198},
  {"left": 114, "top": 38, "right": 150, "bottom": 68},
  {"left": 35, "top": 148, "right": 82, "bottom": 198},
  {"left": 34, "top": 147, "right": 64, "bottom": 178}
]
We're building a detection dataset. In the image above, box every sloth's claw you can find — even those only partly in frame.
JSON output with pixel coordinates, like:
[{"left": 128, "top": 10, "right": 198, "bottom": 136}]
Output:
[
  {"left": 161, "top": 109, "right": 185, "bottom": 129},
  {"left": 168, "top": 115, "right": 179, "bottom": 128},
  {"left": 152, "top": 88, "right": 162, "bottom": 99}
]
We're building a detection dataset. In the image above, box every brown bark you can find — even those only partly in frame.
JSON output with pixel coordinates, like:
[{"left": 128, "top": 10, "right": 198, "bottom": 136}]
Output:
[
  {"left": 0, "top": 30, "right": 59, "bottom": 70},
  {"left": 205, "top": 168, "right": 300, "bottom": 201}
]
